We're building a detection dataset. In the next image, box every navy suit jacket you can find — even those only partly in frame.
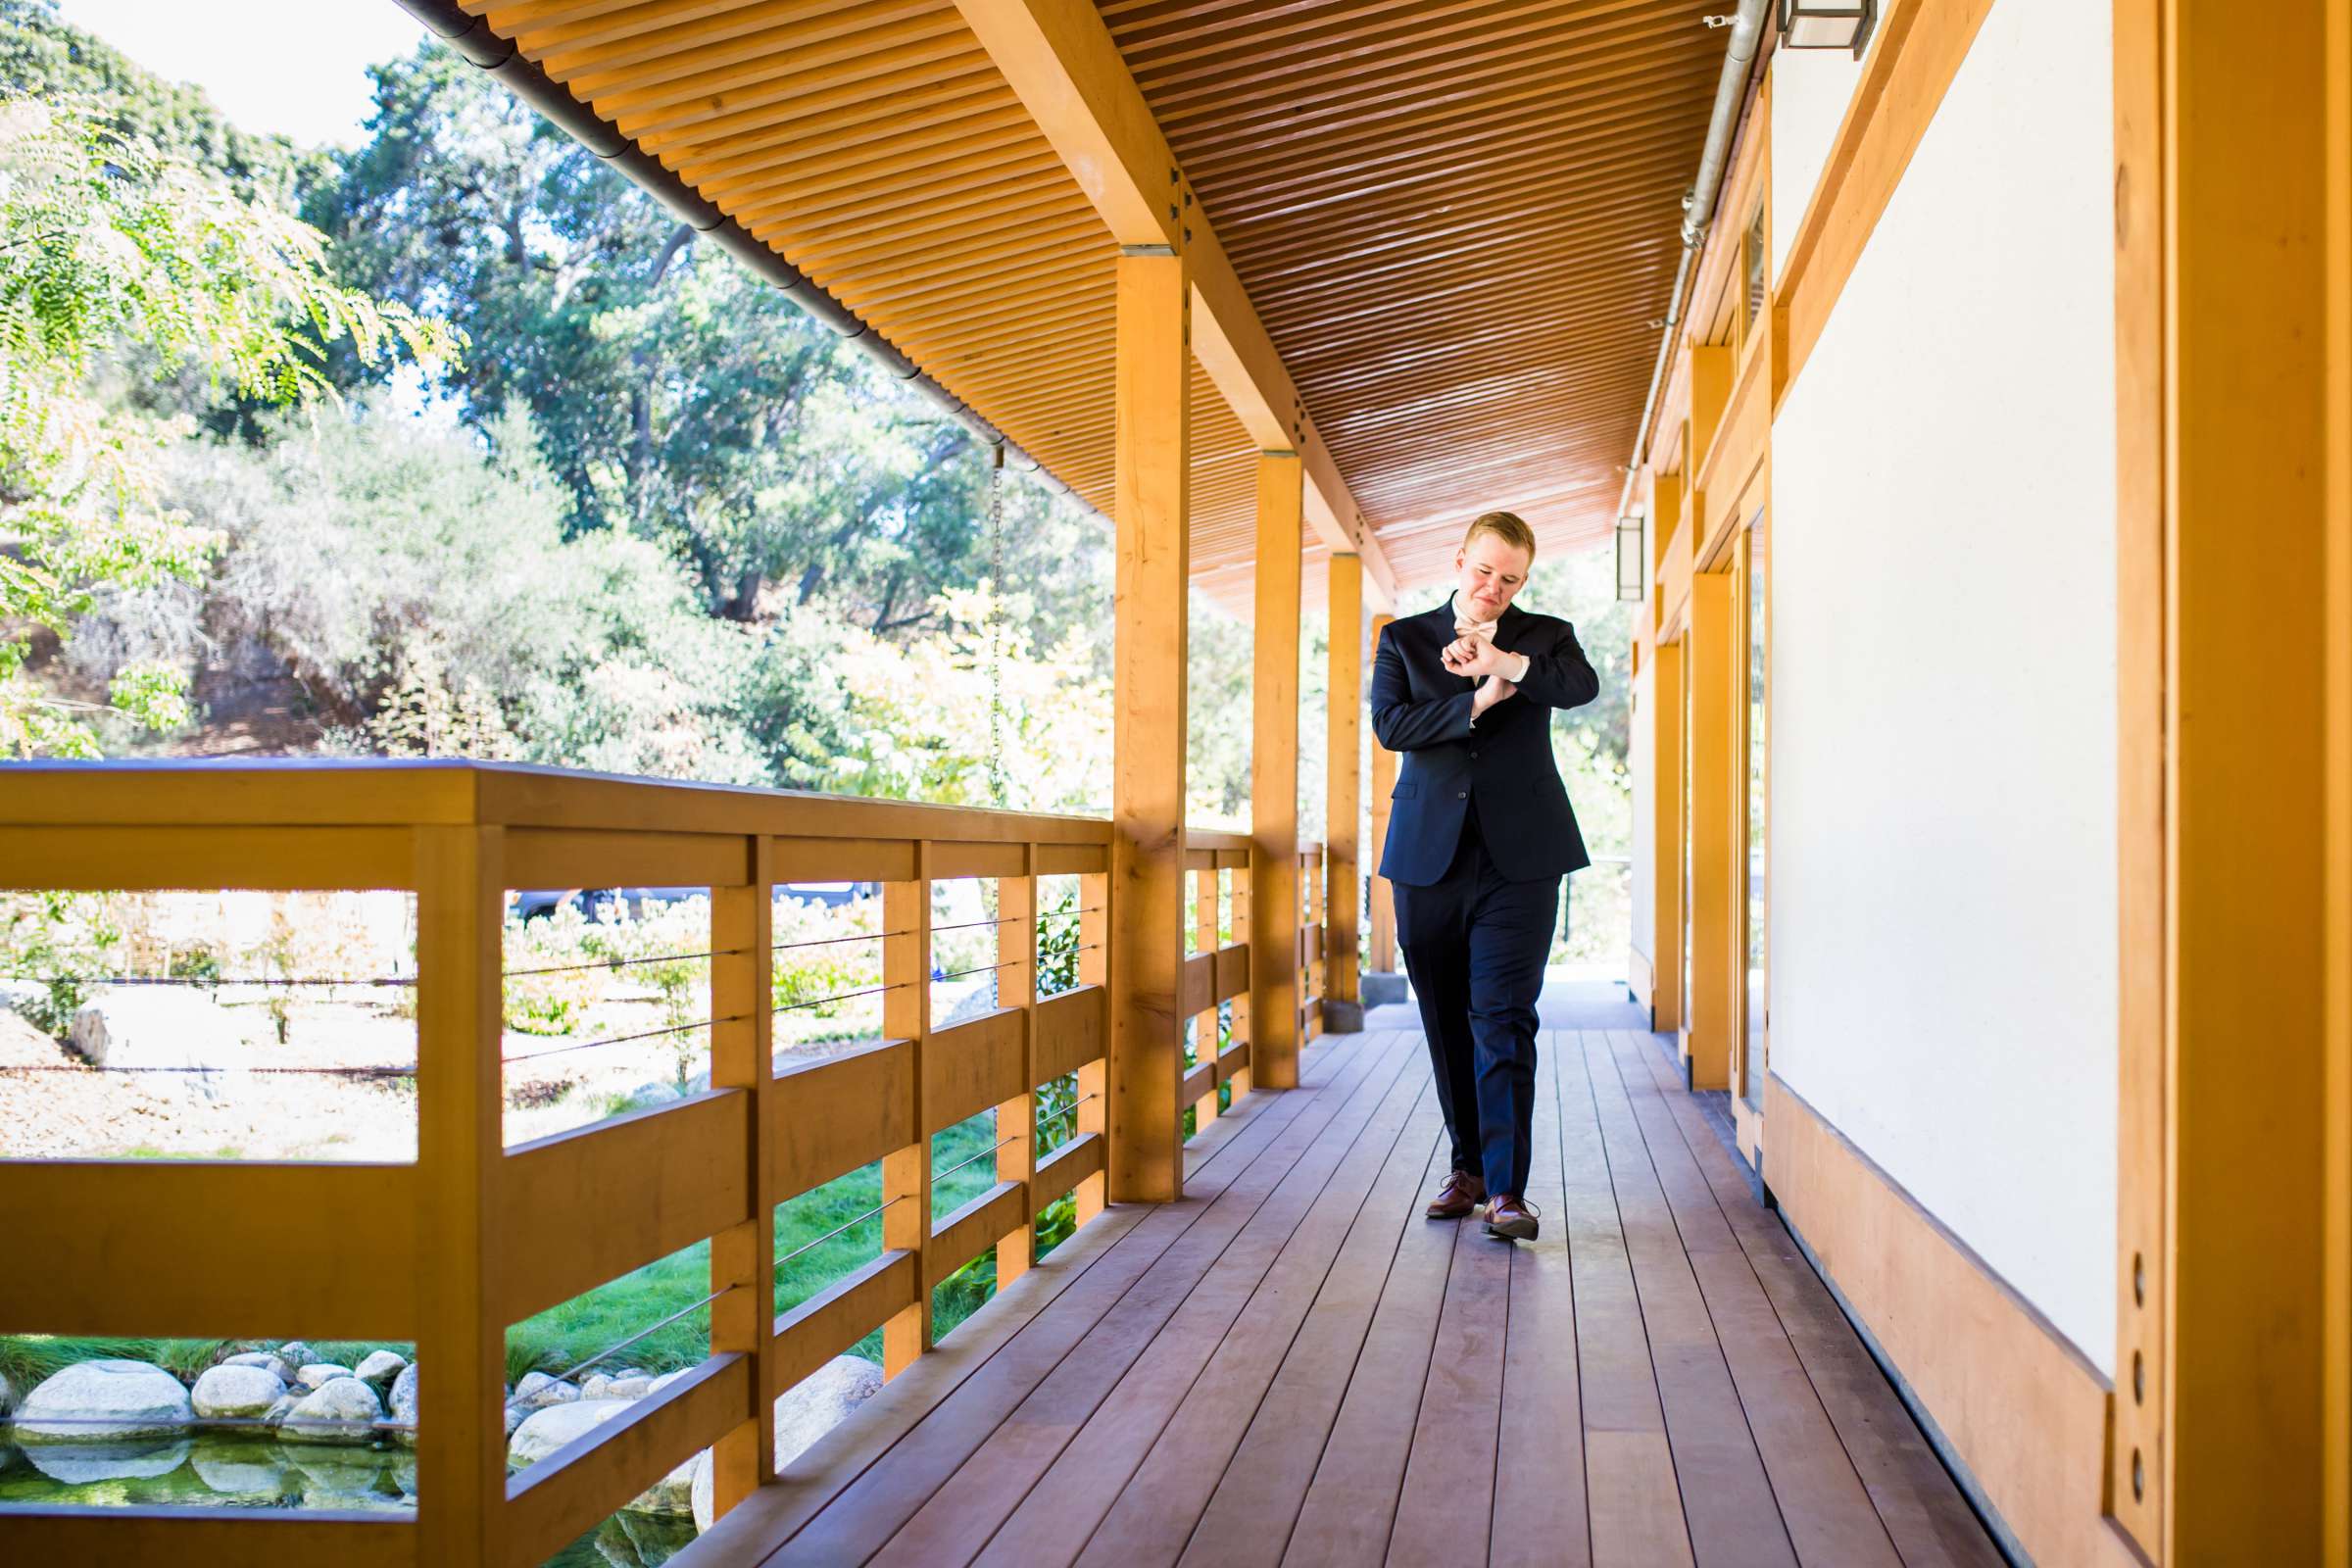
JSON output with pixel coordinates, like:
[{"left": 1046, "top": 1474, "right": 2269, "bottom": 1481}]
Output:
[{"left": 1370, "top": 598, "right": 1600, "bottom": 887}]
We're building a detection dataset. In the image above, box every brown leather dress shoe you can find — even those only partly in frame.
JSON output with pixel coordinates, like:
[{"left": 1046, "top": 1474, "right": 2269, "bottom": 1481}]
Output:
[
  {"left": 1484, "top": 1194, "right": 1540, "bottom": 1241},
  {"left": 1425, "top": 1169, "right": 1487, "bottom": 1219}
]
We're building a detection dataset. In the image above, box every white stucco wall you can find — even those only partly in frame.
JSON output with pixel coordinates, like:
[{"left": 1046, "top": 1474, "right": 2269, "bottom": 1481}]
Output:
[{"left": 1767, "top": 1, "right": 2119, "bottom": 1372}]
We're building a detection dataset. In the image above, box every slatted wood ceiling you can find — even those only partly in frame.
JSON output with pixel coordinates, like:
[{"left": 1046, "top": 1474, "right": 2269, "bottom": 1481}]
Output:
[
  {"left": 466, "top": 0, "right": 1717, "bottom": 602},
  {"left": 1103, "top": 0, "right": 1726, "bottom": 586}
]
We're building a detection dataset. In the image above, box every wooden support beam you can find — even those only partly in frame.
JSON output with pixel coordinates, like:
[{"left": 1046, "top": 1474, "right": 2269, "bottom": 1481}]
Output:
[
  {"left": 1323, "top": 553, "right": 1364, "bottom": 1025},
  {"left": 1367, "top": 612, "right": 1398, "bottom": 977},
  {"left": 947, "top": 0, "right": 1396, "bottom": 611},
  {"left": 1074, "top": 870, "right": 1109, "bottom": 1226},
  {"left": 1645, "top": 637, "right": 1687, "bottom": 1034},
  {"left": 1250, "top": 452, "right": 1305, "bottom": 1089},
  {"left": 706, "top": 837, "right": 775, "bottom": 1519},
  {"left": 1108, "top": 247, "right": 1190, "bottom": 1202},
  {"left": 1683, "top": 574, "right": 1737, "bottom": 1092},
  {"left": 880, "top": 852, "right": 933, "bottom": 1376},
  {"left": 415, "top": 826, "right": 505, "bottom": 1568},
  {"left": 2111, "top": 0, "right": 2349, "bottom": 1556}
]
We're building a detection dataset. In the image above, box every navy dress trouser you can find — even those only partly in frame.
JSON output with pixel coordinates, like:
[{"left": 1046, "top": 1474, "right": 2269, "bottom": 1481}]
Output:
[{"left": 1392, "top": 799, "right": 1559, "bottom": 1200}]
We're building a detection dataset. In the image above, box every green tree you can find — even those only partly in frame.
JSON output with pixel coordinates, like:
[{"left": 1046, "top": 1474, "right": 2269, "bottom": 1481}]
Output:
[{"left": 0, "top": 97, "right": 457, "bottom": 756}]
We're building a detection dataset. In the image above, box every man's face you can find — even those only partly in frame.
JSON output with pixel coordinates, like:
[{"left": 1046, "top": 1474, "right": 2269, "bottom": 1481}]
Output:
[{"left": 1454, "top": 532, "right": 1533, "bottom": 620}]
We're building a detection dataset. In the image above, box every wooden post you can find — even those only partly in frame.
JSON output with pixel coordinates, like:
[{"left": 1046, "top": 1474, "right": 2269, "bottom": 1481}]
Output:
[
  {"left": 1647, "top": 637, "right": 1687, "bottom": 1033},
  {"left": 2106, "top": 0, "right": 2349, "bottom": 1555},
  {"left": 708, "top": 837, "right": 776, "bottom": 1517},
  {"left": 995, "top": 850, "right": 1037, "bottom": 1288},
  {"left": 415, "top": 825, "right": 506, "bottom": 1568},
  {"left": 1367, "top": 612, "right": 1398, "bottom": 976},
  {"left": 1323, "top": 552, "right": 1364, "bottom": 1029},
  {"left": 1075, "top": 868, "right": 1109, "bottom": 1226},
  {"left": 1193, "top": 863, "right": 1220, "bottom": 1128},
  {"left": 880, "top": 849, "right": 932, "bottom": 1377},
  {"left": 1250, "top": 452, "right": 1304, "bottom": 1088},
  {"left": 1685, "top": 573, "right": 1736, "bottom": 1092},
  {"left": 1108, "top": 246, "right": 1190, "bottom": 1203}
]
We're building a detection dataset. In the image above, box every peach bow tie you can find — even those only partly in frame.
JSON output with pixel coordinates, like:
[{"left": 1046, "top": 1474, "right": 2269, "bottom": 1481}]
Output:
[{"left": 1452, "top": 613, "right": 1499, "bottom": 643}]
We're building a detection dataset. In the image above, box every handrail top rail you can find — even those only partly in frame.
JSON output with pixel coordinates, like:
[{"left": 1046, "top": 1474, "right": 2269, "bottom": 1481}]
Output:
[{"left": 0, "top": 759, "right": 1116, "bottom": 842}]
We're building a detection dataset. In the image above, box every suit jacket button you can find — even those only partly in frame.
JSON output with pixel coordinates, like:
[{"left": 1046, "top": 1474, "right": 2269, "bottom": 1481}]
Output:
[{"left": 1456, "top": 791, "right": 1467, "bottom": 799}]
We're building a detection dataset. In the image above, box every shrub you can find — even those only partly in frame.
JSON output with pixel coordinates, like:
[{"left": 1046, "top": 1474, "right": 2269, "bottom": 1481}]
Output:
[
  {"left": 0, "top": 891, "right": 122, "bottom": 1036},
  {"left": 502, "top": 905, "right": 609, "bottom": 1036}
]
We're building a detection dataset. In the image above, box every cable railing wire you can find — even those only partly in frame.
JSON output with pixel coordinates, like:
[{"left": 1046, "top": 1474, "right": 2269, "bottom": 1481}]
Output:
[
  {"left": 502, "top": 945, "right": 745, "bottom": 980},
  {"left": 540, "top": 1282, "right": 740, "bottom": 1390},
  {"left": 0, "top": 1060, "right": 417, "bottom": 1078},
  {"left": 774, "top": 1194, "right": 909, "bottom": 1269},
  {"left": 502, "top": 1015, "right": 742, "bottom": 1066},
  {"left": 933, "top": 1134, "right": 1019, "bottom": 1186}
]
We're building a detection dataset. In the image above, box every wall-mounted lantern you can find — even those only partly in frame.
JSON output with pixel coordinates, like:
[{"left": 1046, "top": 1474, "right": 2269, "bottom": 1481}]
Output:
[
  {"left": 1616, "top": 514, "right": 1645, "bottom": 602},
  {"left": 1779, "top": 0, "right": 1877, "bottom": 58}
]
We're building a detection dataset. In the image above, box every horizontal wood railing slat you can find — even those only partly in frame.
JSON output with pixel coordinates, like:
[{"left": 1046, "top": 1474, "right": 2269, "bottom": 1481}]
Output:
[
  {"left": 503, "top": 1352, "right": 748, "bottom": 1568},
  {"left": 497, "top": 1090, "right": 751, "bottom": 1324},
  {"left": 1034, "top": 986, "right": 1106, "bottom": 1082},
  {"left": 0, "top": 1161, "right": 416, "bottom": 1338},
  {"left": 1181, "top": 952, "right": 1213, "bottom": 1017},
  {"left": 1181, "top": 1058, "right": 1216, "bottom": 1104},
  {"left": 769, "top": 1039, "right": 915, "bottom": 1200},
  {"left": 772, "top": 1250, "right": 918, "bottom": 1401},
  {"left": 501, "top": 828, "right": 752, "bottom": 890},
  {"left": 926, "top": 1180, "right": 1026, "bottom": 1289},
  {"left": 922, "top": 1008, "right": 1025, "bottom": 1136},
  {"left": 1032, "top": 1131, "right": 1106, "bottom": 1206},
  {"left": 0, "top": 1508, "right": 418, "bottom": 1566},
  {"left": 2, "top": 825, "right": 414, "bottom": 893},
  {"left": 1214, "top": 942, "right": 1248, "bottom": 1003}
]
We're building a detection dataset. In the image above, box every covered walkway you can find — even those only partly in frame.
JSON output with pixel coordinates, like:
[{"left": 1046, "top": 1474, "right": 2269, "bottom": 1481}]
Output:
[{"left": 680, "top": 1008, "right": 1999, "bottom": 1568}]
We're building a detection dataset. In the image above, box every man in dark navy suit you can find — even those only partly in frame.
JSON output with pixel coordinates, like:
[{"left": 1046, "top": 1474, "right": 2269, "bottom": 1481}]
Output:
[{"left": 1369, "top": 511, "right": 1599, "bottom": 1240}]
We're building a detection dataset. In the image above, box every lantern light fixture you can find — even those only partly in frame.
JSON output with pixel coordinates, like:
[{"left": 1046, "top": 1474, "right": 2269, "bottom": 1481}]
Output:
[
  {"left": 1615, "top": 514, "right": 1645, "bottom": 602},
  {"left": 1779, "top": 0, "right": 1877, "bottom": 58}
]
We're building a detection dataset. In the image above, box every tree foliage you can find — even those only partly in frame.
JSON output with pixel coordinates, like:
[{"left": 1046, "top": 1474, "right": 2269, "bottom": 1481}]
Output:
[{"left": 0, "top": 93, "right": 457, "bottom": 756}]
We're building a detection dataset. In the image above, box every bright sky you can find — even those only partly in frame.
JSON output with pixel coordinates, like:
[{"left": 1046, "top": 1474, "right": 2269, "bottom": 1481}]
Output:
[{"left": 53, "top": 0, "right": 429, "bottom": 147}]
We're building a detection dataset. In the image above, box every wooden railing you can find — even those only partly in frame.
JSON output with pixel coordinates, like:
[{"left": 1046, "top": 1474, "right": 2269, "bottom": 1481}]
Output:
[
  {"left": 1298, "top": 842, "right": 1328, "bottom": 1039},
  {"left": 0, "top": 760, "right": 1331, "bottom": 1566}
]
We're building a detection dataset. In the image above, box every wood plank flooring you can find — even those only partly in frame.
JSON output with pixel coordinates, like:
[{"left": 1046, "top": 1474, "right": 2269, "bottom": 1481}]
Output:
[{"left": 677, "top": 1026, "right": 2003, "bottom": 1568}]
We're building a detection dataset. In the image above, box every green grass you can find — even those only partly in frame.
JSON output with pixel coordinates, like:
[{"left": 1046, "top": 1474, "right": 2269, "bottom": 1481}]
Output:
[{"left": 0, "top": 1336, "right": 397, "bottom": 1394}]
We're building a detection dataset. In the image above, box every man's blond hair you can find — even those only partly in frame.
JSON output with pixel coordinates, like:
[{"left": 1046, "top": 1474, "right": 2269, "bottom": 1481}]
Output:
[{"left": 1462, "top": 510, "right": 1537, "bottom": 562}]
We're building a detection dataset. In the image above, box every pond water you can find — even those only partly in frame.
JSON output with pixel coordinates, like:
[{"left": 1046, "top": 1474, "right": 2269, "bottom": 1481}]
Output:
[{"left": 0, "top": 1433, "right": 698, "bottom": 1566}]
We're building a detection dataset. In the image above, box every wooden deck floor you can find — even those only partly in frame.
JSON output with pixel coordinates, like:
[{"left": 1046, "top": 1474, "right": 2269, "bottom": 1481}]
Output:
[{"left": 679, "top": 1024, "right": 2004, "bottom": 1568}]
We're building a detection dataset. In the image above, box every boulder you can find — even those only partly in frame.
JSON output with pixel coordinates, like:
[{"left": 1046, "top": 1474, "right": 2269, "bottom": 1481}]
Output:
[
  {"left": 503, "top": 1401, "right": 530, "bottom": 1439},
  {"left": 387, "top": 1362, "right": 419, "bottom": 1449},
  {"left": 354, "top": 1349, "right": 407, "bottom": 1394},
  {"left": 68, "top": 988, "right": 247, "bottom": 1100},
  {"left": 283, "top": 1446, "right": 404, "bottom": 1509},
  {"left": 190, "top": 1438, "right": 293, "bottom": 1499},
  {"left": 604, "top": 1376, "right": 654, "bottom": 1400},
  {"left": 262, "top": 1392, "right": 299, "bottom": 1429},
  {"left": 510, "top": 1399, "right": 694, "bottom": 1517},
  {"left": 191, "top": 1363, "right": 286, "bottom": 1422},
  {"left": 276, "top": 1341, "right": 317, "bottom": 1371},
  {"left": 689, "top": 1355, "right": 882, "bottom": 1531},
  {"left": 296, "top": 1362, "right": 355, "bottom": 1391},
  {"left": 223, "top": 1350, "right": 297, "bottom": 1385},
  {"left": 513, "top": 1371, "right": 580, "bottom": 1410},
  {"left": 12, "top": 1358, "right": 193, "bottom": 1444},
  {"left": 277, "top": 1376, "right": 384, "bottom": 1446},
  {"left": 0, "top": 1368, "right": 16, "bottom": 1417}
]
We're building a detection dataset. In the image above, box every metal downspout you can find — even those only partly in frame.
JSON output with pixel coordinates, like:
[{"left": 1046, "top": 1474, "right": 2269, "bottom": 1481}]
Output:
[
  {"left": 1615, "top": 0, "right": 1772, "bottom": 529},
  {"left": 389, "top": 0, "right": 1078, "bottom": 499}
]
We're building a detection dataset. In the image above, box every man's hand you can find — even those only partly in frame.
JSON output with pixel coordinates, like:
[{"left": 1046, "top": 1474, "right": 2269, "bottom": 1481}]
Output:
[
  {"left": 1442, "top": 635, "right": 1508, "bottom": 677},
  {"left": 1471, "top": 674, "right": 1518, "bottom": 716}
]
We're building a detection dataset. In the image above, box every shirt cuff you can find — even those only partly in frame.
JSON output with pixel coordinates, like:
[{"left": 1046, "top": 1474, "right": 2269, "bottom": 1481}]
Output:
[{"left": 1506, "top": 650, "right": 1531, "bottom": 682}]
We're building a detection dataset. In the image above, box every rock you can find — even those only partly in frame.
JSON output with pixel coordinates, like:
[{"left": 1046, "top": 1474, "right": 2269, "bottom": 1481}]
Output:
[
  {"left": 580, "top": 1373, "right": 612, "bottom": 1399},
  {"left": 621, "top": 1079, "right": 683, "bottom": 1109},
  {"left": 355, "top": 1349, "right": 407, "bottom": 1393},
  {"left": 23, "top": 1438, "right": 190, "bottom": 1485},
  {"left": 388, "top": 1362, "right": 419, "bottom": 1449},
  {"left": 296, "top": 1362, "right": 355, "bottom": 1391},
  {"left": 223, "top": 1350, "right": 297, "bottom": 1384},
  {"left": 690, "top": 1355, "right": 883, "bottom": 1531},
  {"left": 283, "top": 1446, "right": 405, "bottom": 1510},
  {"left": 504, "top": 1401, "right": 529, "bottom": 1439},
  {"left": 262, "top": 1392, "right": 298, "bottom": 1428},
  {"left": 190, "top": 1438, "right": 293, "bottom": 1499},
  {"left": 13, "top": 1358, "right": 193, "bottom": 1444},
  {"left": 605, "top": 1376, "right": 654, "bottom": 1400},
  {"left": 276, "top": 1342, "right": 317, "bottom": 1371},
  {"left": 648, "top": 1369, "right": 689, "bottom": 1394},
  {"left": 68, "top": 988, "right": 247, "bottom": 1100},
  {"left": 277, "top": 1377, "right": 384, "bottom": 1445},
  {"left": 0, "top": 1368, "right": 16, "bottom": 1416},
  {"left": 513, "top": 1371, "right": 580, "bottom": 1410},
  {"left": 510, "top": 1399, "right": 694, "bottom": 1517},
  {"left": 191, "top": 1363, "right": 286, "bottom": 1421}
]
